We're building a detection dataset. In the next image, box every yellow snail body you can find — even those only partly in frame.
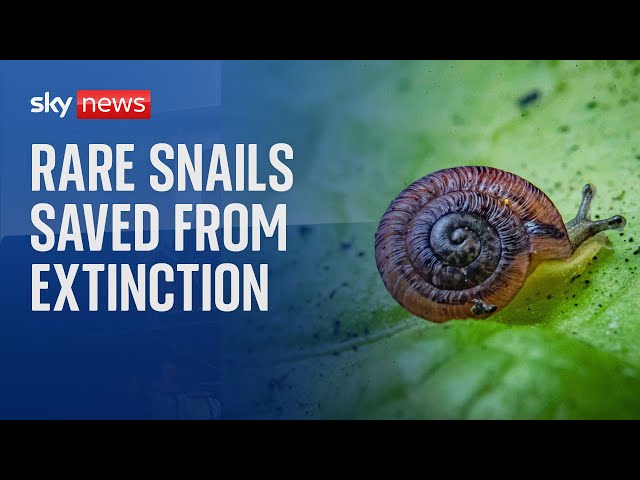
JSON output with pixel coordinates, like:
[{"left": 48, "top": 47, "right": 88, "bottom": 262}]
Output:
[{"left": 374, "top": 166, "right": 626, "bottom": 323}]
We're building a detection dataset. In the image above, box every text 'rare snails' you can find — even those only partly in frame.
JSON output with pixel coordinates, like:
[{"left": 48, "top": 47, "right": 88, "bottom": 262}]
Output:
[{"left": 374, "top": 166, "right": 626, "bottom": 323}]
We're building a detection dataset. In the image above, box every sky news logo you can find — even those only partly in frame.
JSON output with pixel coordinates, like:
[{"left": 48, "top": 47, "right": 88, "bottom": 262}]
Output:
[{"left": 30, "top": 90, "right": 151, "bottom": 119}]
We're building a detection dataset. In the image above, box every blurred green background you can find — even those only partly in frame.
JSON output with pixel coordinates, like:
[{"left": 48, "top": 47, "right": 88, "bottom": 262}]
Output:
[{"left": 244, "top": 60, "right": 640, "bottom": 419}]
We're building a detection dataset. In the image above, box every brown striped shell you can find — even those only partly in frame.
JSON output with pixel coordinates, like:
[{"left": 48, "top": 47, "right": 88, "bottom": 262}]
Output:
[{"left": 374, "top": 166, "right": 573, "bottom": 323}]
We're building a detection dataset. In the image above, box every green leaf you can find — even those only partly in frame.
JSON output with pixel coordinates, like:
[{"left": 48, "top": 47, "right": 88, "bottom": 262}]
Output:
[
  {"left": 243, "top": 61, "right": 640, "bottom": 419},
  {"left": 317, "top": 321, "right": 640, "bottom": 420}
]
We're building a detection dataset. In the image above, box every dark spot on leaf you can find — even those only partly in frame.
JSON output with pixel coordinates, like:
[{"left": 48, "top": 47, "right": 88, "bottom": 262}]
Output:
[
  {"left": 613, "top": 191, "right": 625, "bottom": 201},
  {"left": 518, "top": 89, "right": 541, "bottom": 108},
  {"left": 452, "top": 113, "right": 466, "bottom": 126},
  {"left": 587, "top": 100, "right": 598, "bottom": 109}
]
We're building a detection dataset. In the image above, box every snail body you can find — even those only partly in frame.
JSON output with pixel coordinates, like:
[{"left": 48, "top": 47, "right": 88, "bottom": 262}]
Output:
[{"left": 374, "top": 166, "right": 626, "bottom": 323}]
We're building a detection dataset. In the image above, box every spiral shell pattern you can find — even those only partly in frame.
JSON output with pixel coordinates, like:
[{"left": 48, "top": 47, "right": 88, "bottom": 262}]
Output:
[{"left": 375, "top": 166, "right": 573, "bottom": 322}]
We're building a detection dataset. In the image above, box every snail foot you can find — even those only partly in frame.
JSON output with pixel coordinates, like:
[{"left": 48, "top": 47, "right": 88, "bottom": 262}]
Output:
[{"left": 471, "top": 300, "right": 497, "bottom": 316}]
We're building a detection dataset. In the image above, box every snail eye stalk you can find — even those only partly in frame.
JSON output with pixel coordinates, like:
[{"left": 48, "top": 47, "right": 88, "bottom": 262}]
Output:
[{"left": 566, "top": 183, "right": 626, "bottom": 252}]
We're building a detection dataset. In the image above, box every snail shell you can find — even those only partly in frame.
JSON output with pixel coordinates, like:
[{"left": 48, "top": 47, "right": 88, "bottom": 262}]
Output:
[{"left": 375, "top": 166, "right": 598, "bottom": 323}]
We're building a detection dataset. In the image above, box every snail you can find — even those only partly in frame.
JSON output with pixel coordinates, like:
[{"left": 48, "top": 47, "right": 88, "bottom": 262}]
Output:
[{"left": 374, "top": 166, "right": 626, "bottom": 323}]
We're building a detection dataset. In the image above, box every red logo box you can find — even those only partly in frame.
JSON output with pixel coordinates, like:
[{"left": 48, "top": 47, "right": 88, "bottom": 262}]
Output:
[{"left": 76, "top": 90, "right": 151, "bottom": 119}]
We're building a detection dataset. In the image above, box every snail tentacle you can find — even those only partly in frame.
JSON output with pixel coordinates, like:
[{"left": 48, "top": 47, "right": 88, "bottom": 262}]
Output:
[{"left": 565, "top": 183, "right": 627, "bottom": 251}]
